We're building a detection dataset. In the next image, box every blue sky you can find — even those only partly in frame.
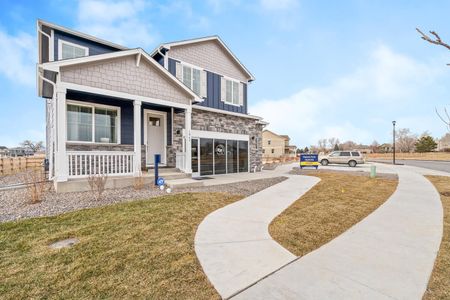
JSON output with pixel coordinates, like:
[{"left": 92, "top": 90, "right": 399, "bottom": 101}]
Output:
[{"left": 1, "top": 0, "right": 450, "bottom": 148}]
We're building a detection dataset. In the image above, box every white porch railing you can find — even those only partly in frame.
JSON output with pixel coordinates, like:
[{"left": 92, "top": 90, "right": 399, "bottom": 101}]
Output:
[
  {"left": 67, "top": 151, "right": 135, "bottom": 178},
  {"left": 176, "top": 152, "right": 185, "bottom": 171}
]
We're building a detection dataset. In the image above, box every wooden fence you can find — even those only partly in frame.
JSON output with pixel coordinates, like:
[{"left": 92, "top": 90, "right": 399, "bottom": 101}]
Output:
[{"left": 0, "top": 155, "right": 45, "bottom": 176}]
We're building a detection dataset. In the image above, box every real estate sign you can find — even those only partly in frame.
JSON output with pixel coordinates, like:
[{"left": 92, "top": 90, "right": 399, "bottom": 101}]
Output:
[{"left": 300, "top": 154, "right": 319, "bottom": 169}]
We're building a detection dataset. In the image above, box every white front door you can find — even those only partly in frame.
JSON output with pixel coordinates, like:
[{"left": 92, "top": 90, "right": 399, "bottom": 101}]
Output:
[{"left": 146, "top": 111, "right": 166, "bottom": 165}]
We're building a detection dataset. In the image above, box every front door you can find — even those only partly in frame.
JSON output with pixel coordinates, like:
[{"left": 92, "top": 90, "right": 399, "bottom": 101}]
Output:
[{"left": 146, "top": 112, "right": 165, "bottom": 165}]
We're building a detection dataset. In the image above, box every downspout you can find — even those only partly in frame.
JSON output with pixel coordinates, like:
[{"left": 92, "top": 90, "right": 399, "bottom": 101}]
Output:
[{"left": 39, "top": 70, "right": 57, "bottom": 180}]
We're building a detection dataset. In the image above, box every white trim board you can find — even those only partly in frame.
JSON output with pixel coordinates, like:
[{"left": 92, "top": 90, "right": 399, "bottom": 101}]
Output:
[{"left": 191, "top": 130, "right": 249, "bottom": 141}]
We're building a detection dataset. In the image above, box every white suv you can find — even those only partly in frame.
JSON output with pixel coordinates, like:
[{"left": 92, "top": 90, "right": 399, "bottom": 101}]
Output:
[{"left": 319, "top": 151, "right": 365, "bottom": 167}]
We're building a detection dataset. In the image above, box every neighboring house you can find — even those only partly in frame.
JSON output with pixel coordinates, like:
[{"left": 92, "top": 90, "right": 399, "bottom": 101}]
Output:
[
  {"left": 8, "top": 147, "right": 35, "bottom": 157},
  {"left": 0, "top": 146, "right": 8, "bottom": 157},
  {"left": 262, "top": 130, "right": 297, "bottom": 158},
  {"left": 437, "top": 133, "right": 450, "bottom": 151},
  {"left": 37, "top": 20, "right": 266, "bottom": 191}
]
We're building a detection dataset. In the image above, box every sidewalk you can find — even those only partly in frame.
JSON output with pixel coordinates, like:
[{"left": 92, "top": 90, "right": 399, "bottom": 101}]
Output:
[
  {"left": 195, "top": 174, "right": 320, "bottom": 299},
  {"left": 234, "top": 166, "right": 443, "bottom": 299}
]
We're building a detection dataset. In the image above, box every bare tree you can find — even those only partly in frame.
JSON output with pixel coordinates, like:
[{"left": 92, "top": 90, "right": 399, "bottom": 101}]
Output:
[
  {"left": 416, "top": 28, "right": 450, "bottom": 63},
  {"left": 396, "top": 128, "right": 418, "bottom": 153},
  {"left": 370, "top": 140, "right": 380, "bottom": 153},
  {"left": 21, "top": 140, "right": 44, "bottom": 152},
  {"left": 317, "top": 139, "right": 327, "bottom": 152},
  {"left": 340, "top": 140, "right": 357, "bottom": 150},
  {"left": 327, "top": 137, "right": 340, "bottom": 150}
]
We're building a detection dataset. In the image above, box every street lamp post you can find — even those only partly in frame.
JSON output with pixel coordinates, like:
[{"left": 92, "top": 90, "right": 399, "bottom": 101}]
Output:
[{"left": 392, "top": 121, "right": 396, "bottom": 165}]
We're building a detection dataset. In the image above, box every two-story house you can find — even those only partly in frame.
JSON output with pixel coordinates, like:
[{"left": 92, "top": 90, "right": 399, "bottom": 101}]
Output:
[
  {"left": 36, "top": 20, "right": 266, "bottom": 192},
  {"left": 262, "top": 130, "right": 297, "bottom": 159}
]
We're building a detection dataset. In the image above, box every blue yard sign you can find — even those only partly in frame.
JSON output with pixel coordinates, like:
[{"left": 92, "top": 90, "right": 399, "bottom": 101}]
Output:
[{"left": 300, "top": 154, "right": 319, "bottom": 169}]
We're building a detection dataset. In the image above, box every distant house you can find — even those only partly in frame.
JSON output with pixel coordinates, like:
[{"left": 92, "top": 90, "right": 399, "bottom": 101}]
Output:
[
  {"left": 0, "top": 146, "right": 8, "bottom": 157},
  {"left": 437, "top": 133, "right": 450, "bottom": 151},
  {"left": 262, "top": 130, "right": 297, "bottom": 158},
  {"left": 8, "top": 147, "right": 35, "bottom": 157}
]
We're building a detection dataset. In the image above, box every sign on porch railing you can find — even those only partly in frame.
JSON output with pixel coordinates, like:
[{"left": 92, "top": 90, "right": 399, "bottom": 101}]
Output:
[{"left": 67, "top": 151, "right": 135, "bottom": 178}]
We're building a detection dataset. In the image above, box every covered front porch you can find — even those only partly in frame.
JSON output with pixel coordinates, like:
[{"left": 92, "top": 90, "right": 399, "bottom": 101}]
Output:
[{"left": 49, "top": 83, "right": 193, "bottom": 189}]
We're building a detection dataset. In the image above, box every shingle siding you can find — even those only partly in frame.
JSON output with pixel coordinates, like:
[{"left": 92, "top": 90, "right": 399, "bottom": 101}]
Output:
[
  {"left": 168, "top": 40, "right": 249, "bottom": 82},
  {"left": 60, "top": 56, "right": 192, "bottom": 105}
]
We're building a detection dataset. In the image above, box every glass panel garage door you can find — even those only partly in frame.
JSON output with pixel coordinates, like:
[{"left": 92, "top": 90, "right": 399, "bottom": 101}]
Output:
[{"left": 197, "top": 138, "right": 248, "bottom": 176}]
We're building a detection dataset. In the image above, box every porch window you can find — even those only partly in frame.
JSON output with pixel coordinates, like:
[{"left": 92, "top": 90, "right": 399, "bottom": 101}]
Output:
[
  {"left": 67, "top": 102, "right": 120, "bottom": 144},
  {"left": 182, "top": 65, "right": 201, "bottom": 95}
]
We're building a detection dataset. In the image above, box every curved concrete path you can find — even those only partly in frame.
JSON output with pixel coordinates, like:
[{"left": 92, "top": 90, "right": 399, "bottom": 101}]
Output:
[
  {"left": 234, "top": 166, "right": 443, "bottom": 300},
  {"left": 195, "top": 175, "right": 321, "bottom": 299}
]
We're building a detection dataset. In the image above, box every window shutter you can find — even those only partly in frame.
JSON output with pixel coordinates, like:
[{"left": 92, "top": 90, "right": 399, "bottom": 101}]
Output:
[
  {"left": 239, "top": 83, "right": 244, "bottom": 106},
  {"left": 221, "top": 77, "right": 226, "bottom": 102},
  {"left": 200, "top": 70, "right": 207, "bottom": 98},
  {"left": 175, "top": 62, "right": 182, "bottom": 81}
]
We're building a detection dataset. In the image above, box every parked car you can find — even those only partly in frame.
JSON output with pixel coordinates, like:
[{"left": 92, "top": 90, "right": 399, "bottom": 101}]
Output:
[{"left": 319, "top": 151, "right": 365, "bottom": 167}]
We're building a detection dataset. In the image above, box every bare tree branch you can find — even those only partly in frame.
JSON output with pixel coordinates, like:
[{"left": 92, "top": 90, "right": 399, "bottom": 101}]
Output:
[
  {"left": 435, "top": 107, "right": 450, "bottom": 131},
  {"left": 416, "top": 28, "right": 450, "bottom": 51}
]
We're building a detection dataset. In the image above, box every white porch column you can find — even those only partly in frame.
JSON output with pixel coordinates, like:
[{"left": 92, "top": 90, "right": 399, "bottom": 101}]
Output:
[
  {"left": 184, "top": 106, "right": 192, "bottom": 173},
  {"left": 133, "top": 100, "right": 142, "bottom": 176},
  {"left": 55, "top": 86, "right": 68, "bottom": 182}
]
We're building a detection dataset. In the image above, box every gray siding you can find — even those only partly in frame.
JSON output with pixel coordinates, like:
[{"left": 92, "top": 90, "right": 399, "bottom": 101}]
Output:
[
  {"left": 167, "top": 58, "right": 248, "bottom": 114},
  {"left": 54, "top": 30, "right": 119, "bottom": 61}
]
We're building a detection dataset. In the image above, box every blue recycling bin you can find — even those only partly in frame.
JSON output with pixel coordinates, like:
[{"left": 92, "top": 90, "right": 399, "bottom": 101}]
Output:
[{"left": 154, "top": 154, "right": 161, "bottom": 185}]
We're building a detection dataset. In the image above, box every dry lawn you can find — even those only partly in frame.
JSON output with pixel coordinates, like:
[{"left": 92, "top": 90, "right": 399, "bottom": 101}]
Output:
[
  {"left": 270, "top": 172, "right": 398, "bottom": 257},
  {"left": 423, "top": 176, "right": 450, "bottom": 300},
  {"left": 367, "top": 152, "right": 450, "bottom": 161},
  {"left": 0, "top": 192, "right": 243, "bottom": 300}
]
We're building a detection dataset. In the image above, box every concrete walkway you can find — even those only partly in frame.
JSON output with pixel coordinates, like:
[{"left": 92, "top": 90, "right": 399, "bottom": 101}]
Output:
[
  {"left": 234, "top": 166, "right": 443, "bottom": 300},
  {"left": 195, "top": 175, "right": 321, "bottom": 299}
]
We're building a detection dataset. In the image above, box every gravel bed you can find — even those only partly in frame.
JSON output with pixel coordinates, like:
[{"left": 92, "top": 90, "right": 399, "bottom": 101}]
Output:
[
  {"left": 289, "top": 167, "right": 398, "bottom": 180},
  {"left": 0, "top": 176, "right": 287, "bottom": 223},
  {"left": 0, "top": 170, "right": 39, "bottom": 187}
]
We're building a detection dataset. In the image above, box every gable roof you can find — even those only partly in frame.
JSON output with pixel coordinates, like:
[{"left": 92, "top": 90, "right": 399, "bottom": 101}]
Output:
[
  {"left": 38, "top": 48, "right": 201, "bottom": 101},
  {"left": 151, "top": 36, "right": 255, "bottom": 81}
]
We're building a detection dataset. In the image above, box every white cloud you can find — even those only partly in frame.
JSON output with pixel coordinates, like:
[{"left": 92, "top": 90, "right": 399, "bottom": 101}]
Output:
[
  {"left": 0, "top": 29, "right": 35, "bottom": 86},
  {"left": 76, "top": 0, "right": 157, "bottom": 48},
  {"left": 159, "top": 1, "right": 210, "bottom": 31},
  {"left": 250, "top": 44, "right": 445, "bottom": 147}
]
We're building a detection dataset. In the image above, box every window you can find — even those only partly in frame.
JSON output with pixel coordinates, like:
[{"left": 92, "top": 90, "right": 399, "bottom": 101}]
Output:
[
  {"left": 268, "top": 139, "right": 271, "bottom": 145},
  {"left": 58, "top": 40, "right": 89, "bottom": 60},
  {"left": 224, "top": 79, "right": 240, "bottom": 105},
  {"left": 271, "top": 149, "right": 275, "bottom": 154},
  {"left": 182, "top": 65, "right": 201, "bottom": 95},
  {"left": 67, "top": 102, "right": 119, "bottom": 143},
  {"left": 351, "top": 152, "right": 360, "bottom": 156},
  {"left": 340, "top": 152, "right": 351, "bottom": 156}
]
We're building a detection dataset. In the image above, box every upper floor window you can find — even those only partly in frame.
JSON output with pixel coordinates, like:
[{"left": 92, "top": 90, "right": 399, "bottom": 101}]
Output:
[
  {"left": 58, "top": 40, "right": 89, "bottom": 60},
  {"left": 268, "top": 140, "right": 271, "bottom": 145},
  {"left": 182, "top": 65, "right": 201, "bottom": 95},
  {"left": 225, "top": 79, "right": 240, "bottom": 105}
]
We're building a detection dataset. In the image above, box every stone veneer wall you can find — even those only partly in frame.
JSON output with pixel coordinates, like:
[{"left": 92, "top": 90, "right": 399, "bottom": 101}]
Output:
[{"left": 190, "top": 108, "right": 263, "bottom": 171}]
